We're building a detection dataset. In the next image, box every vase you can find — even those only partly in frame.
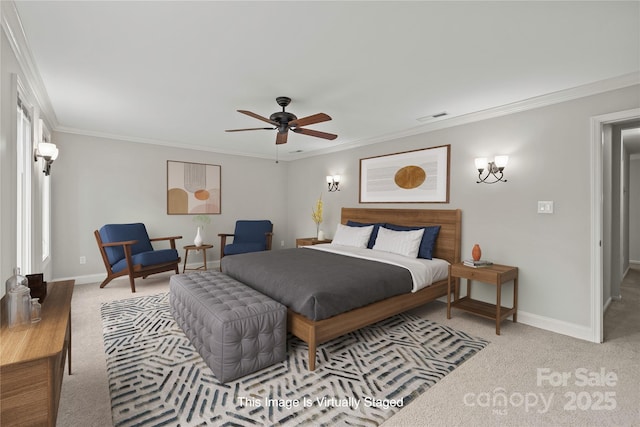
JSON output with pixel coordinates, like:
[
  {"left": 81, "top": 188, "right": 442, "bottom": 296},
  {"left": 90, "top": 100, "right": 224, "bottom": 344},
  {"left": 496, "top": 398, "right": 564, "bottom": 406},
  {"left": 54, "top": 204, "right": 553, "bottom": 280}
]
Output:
[
  {"left": 318, "top": 230, "right": 325, "bottom": 240},
  {"left": 472, "top": 244, "right": 482, "bottom": 261},
  {"left": 194, "top": 226, "right": 203, "bottom": 247}
]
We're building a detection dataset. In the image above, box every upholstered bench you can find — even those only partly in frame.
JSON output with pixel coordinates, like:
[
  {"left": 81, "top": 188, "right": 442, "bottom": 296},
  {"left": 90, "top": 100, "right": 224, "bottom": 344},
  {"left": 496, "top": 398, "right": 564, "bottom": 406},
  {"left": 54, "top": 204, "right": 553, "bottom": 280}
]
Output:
[{"left": 169, "top": 271, "right": 286, "bottom": 383}]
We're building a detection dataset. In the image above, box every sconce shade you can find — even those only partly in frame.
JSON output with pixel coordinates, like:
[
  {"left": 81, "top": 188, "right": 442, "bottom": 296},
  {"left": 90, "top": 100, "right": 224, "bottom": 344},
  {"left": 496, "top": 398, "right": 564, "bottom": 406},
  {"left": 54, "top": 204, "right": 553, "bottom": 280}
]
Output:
[
  {"left": 474, "top": 157, "right": 487, "bottom": 171},
  {"left": 494, "top": 155, "right": 508, "bottom": 169},
  {"left": 38, "top": 142, "right": 58, "bottom": 159},
  {"left": 34, "top": 142, "right": 59, "bottom": 176},
  {"left": 326, "top": 175, "right": 333, "bottom": 183}
]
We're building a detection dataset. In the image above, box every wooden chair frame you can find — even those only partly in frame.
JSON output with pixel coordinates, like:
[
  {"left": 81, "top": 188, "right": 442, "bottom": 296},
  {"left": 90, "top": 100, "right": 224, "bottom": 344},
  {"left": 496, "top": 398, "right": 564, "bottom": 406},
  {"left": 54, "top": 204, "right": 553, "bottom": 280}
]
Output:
[{"left": 94, "top": 231, "right": 182, "bottom": 292}]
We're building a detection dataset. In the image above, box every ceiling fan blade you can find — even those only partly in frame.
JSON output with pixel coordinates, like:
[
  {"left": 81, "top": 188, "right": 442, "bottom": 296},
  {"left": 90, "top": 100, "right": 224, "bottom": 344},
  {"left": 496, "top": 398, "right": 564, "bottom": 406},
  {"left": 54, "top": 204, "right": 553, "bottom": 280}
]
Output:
[
  {"left": 276, "top": 131, "right": 288, "bottom": 145},
  {"left": 288, "top": 113, "right": 332, "bottom": 128},
  {"left": 225, "top": 127, "right": 274, "bottom": 132},
  {"left": 237, "top": 110, "right": 277, "bottom": 125},
  {"left": 292, "top": 127, "right": 338, "bottom": 140}
]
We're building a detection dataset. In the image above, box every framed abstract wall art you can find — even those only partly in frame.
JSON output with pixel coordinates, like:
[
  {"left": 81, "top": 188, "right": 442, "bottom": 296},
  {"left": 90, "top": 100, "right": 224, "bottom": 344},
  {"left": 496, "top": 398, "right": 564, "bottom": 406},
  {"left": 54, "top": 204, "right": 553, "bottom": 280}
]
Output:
[
  {"left": 167, "top": 161, "right": 221, "bottom": 214},
  {"left": 359, "top": 145, "right": 450, "bottom": 203}
]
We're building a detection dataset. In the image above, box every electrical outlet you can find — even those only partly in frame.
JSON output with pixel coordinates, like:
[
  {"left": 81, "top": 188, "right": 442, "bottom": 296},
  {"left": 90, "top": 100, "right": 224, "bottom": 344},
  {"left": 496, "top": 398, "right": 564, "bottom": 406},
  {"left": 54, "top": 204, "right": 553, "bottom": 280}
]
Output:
[
  {"left": 79, "top": 256, "right": 86, "bottom": 264},
  {"left": 281, "top": 240, "right": 285, "bottom": 247}
]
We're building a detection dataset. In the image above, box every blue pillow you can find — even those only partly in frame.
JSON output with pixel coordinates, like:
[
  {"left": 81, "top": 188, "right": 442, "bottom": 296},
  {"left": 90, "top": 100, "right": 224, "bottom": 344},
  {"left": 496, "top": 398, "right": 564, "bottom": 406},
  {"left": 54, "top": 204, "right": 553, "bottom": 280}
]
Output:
[
  {"left": 346, "top": 221, "right": 384, "bottom": 249},
  {"left": 383, "top": 223, "right": 441, "bottom": 259}
]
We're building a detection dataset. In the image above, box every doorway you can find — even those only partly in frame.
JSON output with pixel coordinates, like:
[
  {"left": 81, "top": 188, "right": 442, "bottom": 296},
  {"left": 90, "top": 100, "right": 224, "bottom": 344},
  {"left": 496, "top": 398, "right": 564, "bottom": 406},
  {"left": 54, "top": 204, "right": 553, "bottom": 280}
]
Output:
[{"left": 591, "top": 108, "right": 640, "bottom": 343}]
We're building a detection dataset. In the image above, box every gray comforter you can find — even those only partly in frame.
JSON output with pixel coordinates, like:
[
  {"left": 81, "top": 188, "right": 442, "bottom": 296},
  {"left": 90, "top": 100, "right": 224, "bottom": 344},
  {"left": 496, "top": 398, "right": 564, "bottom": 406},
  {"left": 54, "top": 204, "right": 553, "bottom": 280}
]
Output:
[{"left": 220, "top": 247, "right": 412, "bottom": 321}]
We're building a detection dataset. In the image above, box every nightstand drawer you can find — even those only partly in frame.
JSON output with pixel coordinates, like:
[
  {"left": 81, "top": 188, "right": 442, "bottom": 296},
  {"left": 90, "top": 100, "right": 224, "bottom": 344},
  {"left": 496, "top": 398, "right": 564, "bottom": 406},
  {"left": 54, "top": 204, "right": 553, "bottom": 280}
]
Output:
[{"left": 450, "top": 265, "right": 497, "bottom": 282}]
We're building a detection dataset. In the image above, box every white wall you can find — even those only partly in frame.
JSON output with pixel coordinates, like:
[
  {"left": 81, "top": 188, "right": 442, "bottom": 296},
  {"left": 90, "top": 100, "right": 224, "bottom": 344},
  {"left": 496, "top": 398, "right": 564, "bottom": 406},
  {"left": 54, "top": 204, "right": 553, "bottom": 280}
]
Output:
[
  {"left": 288, "top": 85, "right": 640, "bottom": 334},
  {"left": 50, "top": 132, "right": 289, "bottom": 282},
  {"left": 630, "top": 157, "right": 640, "bottom": 264}
]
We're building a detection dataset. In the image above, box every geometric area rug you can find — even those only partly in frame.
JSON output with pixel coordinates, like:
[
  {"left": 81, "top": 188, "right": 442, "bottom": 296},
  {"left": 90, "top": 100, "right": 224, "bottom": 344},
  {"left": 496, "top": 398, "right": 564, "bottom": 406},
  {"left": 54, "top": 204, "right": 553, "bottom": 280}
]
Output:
[{"left": 101, "top": 293, "right": 488, "bottom": 427}]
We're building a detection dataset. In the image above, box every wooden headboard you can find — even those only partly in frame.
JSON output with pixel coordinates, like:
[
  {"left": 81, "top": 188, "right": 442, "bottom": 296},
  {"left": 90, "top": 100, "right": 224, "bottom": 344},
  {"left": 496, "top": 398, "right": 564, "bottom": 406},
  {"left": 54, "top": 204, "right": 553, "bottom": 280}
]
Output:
[{"left": 341, "top": 207, "right": 462, "bottom": 265}]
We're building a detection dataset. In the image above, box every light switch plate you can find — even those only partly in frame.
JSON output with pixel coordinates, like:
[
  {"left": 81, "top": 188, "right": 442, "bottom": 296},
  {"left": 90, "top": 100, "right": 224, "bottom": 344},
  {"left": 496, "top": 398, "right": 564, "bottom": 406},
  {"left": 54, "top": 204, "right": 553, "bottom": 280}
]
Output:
[{"left": 538, "top": 201, "right": 554, "bottom": 214}]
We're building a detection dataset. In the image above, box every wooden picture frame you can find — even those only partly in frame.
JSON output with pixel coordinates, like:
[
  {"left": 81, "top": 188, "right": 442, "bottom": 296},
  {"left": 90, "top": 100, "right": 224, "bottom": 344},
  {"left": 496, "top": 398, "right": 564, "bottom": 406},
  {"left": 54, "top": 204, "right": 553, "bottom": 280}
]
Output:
[
  {"left": 167, "top": 160, "right": 221, "bottom": 214},
  {"left": 359, "top": 144, "right": 450, "bottom": 203}
]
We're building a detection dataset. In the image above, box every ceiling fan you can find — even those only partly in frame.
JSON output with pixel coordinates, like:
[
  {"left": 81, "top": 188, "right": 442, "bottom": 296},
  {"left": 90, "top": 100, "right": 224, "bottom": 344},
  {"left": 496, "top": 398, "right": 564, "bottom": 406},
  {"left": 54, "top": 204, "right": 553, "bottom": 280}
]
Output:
[{"left": 225, "top": 97, "right": 338, "bottom": 145}]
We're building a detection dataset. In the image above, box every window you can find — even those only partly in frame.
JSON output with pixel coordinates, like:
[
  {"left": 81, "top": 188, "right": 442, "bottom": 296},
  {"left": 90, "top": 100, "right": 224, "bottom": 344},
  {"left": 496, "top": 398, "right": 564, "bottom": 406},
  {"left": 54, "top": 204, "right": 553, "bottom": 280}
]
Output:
[
  {"left": 16, "top": 95, "right": 33, "bottom": 273},
  {"left": 39, "top": 120, "right": 52, "bottom": 262}
]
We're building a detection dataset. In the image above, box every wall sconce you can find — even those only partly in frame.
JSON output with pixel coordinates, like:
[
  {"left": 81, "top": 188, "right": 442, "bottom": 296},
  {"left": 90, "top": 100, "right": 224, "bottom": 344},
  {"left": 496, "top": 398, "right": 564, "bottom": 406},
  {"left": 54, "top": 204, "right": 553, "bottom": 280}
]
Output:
[
  {"left": 326, "top": 175, "right": 340, "bottom": 192},
  {"left": 34, "top": 142, "right": 59, "bottom": 176},
  {"left": 475, "top": 155, "right": 508, "bottom": 184}
]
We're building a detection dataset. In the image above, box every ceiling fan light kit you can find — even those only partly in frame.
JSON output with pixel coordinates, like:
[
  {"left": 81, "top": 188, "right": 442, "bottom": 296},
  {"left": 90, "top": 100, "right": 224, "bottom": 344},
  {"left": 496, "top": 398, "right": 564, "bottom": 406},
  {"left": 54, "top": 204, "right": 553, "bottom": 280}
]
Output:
[{"left": 226, "top": 97, "right": 337, "bottom": 145}]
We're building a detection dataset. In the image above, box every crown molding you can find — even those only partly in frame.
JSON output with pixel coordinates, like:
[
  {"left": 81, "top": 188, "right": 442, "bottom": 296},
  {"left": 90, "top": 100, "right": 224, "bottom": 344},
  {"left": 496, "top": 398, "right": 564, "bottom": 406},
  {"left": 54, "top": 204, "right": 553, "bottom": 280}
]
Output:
[
  {"left": 58, "top": 71, "right": 640, "bottom": 162},
  {"left": 54, "top": 125, "right": 287, "bottom": 162},
  {"left": 287, "top": 72, "right": 640, "bottom": 160},
  {"left": 1, "top": 1, "right": 58, "bottom": 129}
]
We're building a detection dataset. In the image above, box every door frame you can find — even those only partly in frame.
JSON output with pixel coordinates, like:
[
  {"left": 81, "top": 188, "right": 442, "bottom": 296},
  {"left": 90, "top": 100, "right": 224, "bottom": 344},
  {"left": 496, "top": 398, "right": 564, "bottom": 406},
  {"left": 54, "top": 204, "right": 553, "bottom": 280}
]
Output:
[{"left": 590, "top": 108, "right": 640, "bottom": 343}]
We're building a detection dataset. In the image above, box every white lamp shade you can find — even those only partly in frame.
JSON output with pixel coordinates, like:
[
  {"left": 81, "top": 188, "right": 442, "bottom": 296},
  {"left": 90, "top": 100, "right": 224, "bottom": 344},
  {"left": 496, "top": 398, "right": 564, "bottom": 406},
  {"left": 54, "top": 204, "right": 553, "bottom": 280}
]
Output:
[
  {"left": 332, "top": 175, "right": 340, "bottom": 183},
  {"left": 326, "top": 175, "right": 333, "bottom": 183},
  {"left": 38, "top": 142, "right": 58, "bottom": 159},
  {"left": 474, "top": 157, "right": 487, "bottom": 170},
  {"left": 494, "top": 155, "right": 509, "bottom": 168}
]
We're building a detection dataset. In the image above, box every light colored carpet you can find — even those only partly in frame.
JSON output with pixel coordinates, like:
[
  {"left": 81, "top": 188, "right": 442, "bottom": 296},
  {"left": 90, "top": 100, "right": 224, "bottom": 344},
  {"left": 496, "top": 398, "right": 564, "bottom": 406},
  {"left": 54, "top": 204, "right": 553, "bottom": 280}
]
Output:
[{"left": 58, "top": 268, "right": 640, "bottom": 426}]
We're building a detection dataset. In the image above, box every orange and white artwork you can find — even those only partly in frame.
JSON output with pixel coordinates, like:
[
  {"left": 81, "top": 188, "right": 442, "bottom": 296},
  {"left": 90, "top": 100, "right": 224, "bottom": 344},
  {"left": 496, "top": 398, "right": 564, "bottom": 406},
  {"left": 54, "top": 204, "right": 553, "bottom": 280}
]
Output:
[
  {"left": 167, "top": 161, "right": 221, "bottom": 214},
  {"left": 359, "top": 145, "right": 450, "bottom": 203}
]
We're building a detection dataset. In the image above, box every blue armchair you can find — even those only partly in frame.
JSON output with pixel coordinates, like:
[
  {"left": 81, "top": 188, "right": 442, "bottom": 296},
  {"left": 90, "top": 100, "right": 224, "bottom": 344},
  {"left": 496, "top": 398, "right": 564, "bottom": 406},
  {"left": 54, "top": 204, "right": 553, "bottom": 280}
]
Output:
[
  {"left": 218, "top": 220, "right": 273, "bottom": 259},
  {"left": 94, "top": 223, "right": 182, "bottom": 292}
]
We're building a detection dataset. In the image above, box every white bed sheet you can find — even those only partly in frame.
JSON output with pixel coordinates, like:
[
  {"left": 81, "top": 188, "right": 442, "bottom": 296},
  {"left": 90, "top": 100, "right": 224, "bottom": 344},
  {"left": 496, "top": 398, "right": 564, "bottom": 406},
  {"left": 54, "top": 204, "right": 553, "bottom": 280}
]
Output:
[{"left": 306, "top": 243, "right": 450, "bottom": 292}]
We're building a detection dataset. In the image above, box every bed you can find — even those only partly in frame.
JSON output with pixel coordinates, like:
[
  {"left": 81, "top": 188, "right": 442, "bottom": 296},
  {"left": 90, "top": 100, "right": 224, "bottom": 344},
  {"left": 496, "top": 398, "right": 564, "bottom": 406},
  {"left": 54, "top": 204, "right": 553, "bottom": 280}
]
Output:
[{"left": 221, "top": 207, "right": 462, "bottom": 370}]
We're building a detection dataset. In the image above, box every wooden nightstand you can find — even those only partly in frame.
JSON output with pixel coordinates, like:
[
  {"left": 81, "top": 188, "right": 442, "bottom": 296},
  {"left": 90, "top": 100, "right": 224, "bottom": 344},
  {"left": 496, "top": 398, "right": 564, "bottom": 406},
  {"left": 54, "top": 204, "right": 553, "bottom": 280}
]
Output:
[
  {"left": 296, "top": 237, "right": 332, "bottom": 247},
  {"left": 447, "top": 263, "right": 518, "bottom": 335}
]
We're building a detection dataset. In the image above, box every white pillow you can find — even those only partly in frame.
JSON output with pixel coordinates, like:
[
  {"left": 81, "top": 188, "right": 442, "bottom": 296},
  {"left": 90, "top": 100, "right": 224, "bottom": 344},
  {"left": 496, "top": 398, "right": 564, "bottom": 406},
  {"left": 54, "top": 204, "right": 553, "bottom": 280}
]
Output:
[
  {"left": 372, "top": 227, "right": 425, "bottom": 258},
  {"left": 331, "top": 224, "right": 374, "bottom": 248}
]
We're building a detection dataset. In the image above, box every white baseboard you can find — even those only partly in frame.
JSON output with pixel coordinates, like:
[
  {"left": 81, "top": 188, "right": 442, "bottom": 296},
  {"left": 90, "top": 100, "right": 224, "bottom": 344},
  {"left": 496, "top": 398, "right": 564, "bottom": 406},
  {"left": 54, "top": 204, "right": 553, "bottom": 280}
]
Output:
[
  {"left": 55, "top": 260, "right": 221, "bottom": 286},
  {"left": 61, "top": 273, "right": 104, "bottom": 285},
  {"left": 436, "top": 296, "right": 596, "bottom": 342},
  {"left": 516, "top": 310, "right": 595, "bottom": 342}
]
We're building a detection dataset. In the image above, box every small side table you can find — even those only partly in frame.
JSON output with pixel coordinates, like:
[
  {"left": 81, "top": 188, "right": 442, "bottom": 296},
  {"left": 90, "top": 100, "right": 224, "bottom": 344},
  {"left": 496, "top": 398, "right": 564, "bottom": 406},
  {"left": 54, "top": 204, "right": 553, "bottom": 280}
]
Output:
[
  {"left": 296, "top": 237, "right": 332, "bottom": 247},
  {"left": 447, "top": 263, "right": 518, "bottom": 335},
  {"left": 183, "top": 244, "right": 213, "bottom": 273}
]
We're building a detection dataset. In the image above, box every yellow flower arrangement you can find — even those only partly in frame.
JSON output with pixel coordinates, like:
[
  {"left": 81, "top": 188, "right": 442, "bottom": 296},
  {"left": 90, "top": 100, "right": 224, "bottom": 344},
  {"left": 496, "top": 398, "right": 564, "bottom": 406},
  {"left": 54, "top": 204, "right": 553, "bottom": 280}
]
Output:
[{"left": 311, "top": 194, "right": 323, "bottom": 235}]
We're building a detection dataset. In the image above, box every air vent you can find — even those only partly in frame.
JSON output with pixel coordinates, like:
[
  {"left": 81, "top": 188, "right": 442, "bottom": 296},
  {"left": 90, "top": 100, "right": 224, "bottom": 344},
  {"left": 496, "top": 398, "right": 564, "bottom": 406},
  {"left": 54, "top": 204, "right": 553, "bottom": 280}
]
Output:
[{"left": 416, "top": 112, "right": 448, "bottom": 122}]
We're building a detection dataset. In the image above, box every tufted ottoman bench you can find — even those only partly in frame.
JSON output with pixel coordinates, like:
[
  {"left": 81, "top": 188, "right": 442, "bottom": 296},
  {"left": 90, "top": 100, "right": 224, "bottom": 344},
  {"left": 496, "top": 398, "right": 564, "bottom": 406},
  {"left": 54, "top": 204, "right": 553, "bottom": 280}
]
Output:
[{"left": 169, "top": 271, "right": 286, "bottom": 383}]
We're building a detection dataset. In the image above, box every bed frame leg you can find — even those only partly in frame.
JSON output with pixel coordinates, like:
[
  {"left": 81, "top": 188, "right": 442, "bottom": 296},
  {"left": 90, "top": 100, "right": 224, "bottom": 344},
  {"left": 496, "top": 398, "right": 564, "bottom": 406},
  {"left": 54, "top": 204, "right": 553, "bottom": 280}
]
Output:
[{"left": 309, "top": 343, "right": 317, "bottom": 371}]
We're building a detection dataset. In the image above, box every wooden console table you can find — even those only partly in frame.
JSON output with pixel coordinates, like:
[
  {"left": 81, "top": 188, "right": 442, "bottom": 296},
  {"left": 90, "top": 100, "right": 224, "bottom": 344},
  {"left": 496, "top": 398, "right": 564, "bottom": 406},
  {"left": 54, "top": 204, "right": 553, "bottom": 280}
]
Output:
[
  {"left": 447, "top": 263, "right": 518, "bottom": 335},
  {"left": 1, "top": 279, "right": 74, "bottom": 426}
]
